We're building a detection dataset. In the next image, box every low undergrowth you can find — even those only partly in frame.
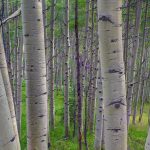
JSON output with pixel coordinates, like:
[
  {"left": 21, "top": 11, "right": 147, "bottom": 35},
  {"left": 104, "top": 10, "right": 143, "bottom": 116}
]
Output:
[{"left": 21, "top": 82, "right": 149, "bottom": 150}]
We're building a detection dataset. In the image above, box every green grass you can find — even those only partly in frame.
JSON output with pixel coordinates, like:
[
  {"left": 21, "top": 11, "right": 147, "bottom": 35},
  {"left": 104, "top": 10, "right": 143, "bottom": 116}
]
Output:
[
  {"left": 128, "top": 104, "right": 149, "bottom": 150},
  {"left": 20, "top": 82, "right": 149, "bottom": 149}
]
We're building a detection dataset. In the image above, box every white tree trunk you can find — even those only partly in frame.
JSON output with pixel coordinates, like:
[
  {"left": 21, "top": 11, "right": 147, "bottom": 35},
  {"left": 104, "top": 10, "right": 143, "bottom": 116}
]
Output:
[
  {"left": 0, "top": 28, "right": 20, "bottom": 150},
  {"left": 16, "top": 36, "right": 23, "bottom": 136},
  {"left": 145, "top": 128, "right": 150, "bottom": 150},
  {"left": 21, "top": 0, "right": 48, "bottom": 149},
  {"left": 94, "top": 59, "right": 103, "bottom": 150},
  {"left": 97, "top": 0, "right": 127, "bottom": 150},
  {"left": 0, "top": 70, "right": 18, "bottom": 150}
]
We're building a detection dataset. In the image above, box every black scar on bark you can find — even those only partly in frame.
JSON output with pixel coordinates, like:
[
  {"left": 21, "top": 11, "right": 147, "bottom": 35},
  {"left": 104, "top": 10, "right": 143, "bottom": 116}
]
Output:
[
  {"left": 24, "top": 34, "right": 29, "bottom": 37},
  {"left": 111, "top": 39, "right": 118, "bottom": 43},
  {"left": 99, "top": 16, "right": 114, "bottom": 24},
  {"left": 107, "top": 128, "right": 121, "bottom": 133},
  {"left": 115, "top": 103, "right": 120, "bottom": 109},
  {"left": 38, "top": 114, "right": 45, "bottom": 118},
  {"left": 108, "top": 99, "right": 125, "bottom": 109},
  {"left": 108, "top": 69, "right": 123, "bottom": 74},
  {"left": 10, "top": 136, "right": 16, "bottom": 142}
]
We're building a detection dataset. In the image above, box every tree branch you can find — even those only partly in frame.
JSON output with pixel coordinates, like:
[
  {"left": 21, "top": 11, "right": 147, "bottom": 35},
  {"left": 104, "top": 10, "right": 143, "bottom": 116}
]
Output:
[{"left": 0, "top": 8, "right": 21, "bottom": 26}]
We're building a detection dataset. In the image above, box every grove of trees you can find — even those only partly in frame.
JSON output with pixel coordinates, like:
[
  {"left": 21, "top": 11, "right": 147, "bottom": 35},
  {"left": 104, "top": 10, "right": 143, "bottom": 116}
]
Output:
[{"left": 0, "top": 0, "right": 150, "bottom": 150}]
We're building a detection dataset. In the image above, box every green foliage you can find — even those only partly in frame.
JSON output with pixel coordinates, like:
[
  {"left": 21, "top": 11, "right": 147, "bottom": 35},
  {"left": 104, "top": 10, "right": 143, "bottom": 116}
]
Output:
[{"left": 21, "top": 82, "right": 149, "bottom": 150}]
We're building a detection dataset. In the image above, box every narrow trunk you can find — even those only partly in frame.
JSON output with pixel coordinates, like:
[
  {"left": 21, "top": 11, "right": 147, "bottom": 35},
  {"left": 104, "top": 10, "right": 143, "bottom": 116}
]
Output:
[
  {"left": 126, "top": 0, "right": 142, "bottom": 125},
  {"left": 75, "top": 0, "right": 82, "bottom": 149},
  {"left": 94, "top": 58, "right": 103, "bottom": 150},
  {"left": 145, "top": 128, "right": 150, "bottom": 150},
  {"left": 49, "top": 0, "right": 55, "bottom": 129},
  {"left": 64, "top": 0, "right": 70, "bottom": 138},
  {"left": 16, "top": 35, "right": 23, "bottom": 136}
]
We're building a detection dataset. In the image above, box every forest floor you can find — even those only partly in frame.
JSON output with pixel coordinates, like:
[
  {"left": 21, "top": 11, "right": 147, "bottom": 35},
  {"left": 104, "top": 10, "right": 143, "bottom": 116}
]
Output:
[{"left": 20, "top": 82, "right": 149, "bottom": 150}]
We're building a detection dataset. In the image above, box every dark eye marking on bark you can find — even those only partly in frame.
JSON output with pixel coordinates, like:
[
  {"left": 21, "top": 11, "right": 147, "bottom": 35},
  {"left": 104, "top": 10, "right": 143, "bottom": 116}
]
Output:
[
  {"left": 10, "top": 136, "right": 16, "bottom": 142},
  {"left": 24, "top": 34, "right": 29, "bottom": 37},
  {"left": 100, "top": 98, "right": 103, "bottom": 101},
  {"left": 111, "top": 39, "right": 118, "bottom": 43},
  {"left": 38, "top": 114, "right": 45, "bottom": 118},
  {"left": 107, "top": 128, "right": 121, "bottom": 133},
  {"left": 107, "top": 98, "right": 126, "bottom": 109},
  {"left": 108, "top": 69, "right": 123, "bottom": 74},
  {"left": 115, "top": 103, "right": 120, "bottom": 109},
  {"left": 99, "top": 15, "right": 114, "bottom": 24},
  {"left": 35, "top": 92, "right": 47, "bottom": 97},
  {"left": 128, "top": 83, "right": 134, "bottom": 87},
  {"left": 39, "top": 134, "right": 47, "bottom": 138},
  {"left": 41, "top": 140, "right": 45, "bottom": 142},
  {"left": 8, "top": 135, "right": 16, "bottom": 143}
]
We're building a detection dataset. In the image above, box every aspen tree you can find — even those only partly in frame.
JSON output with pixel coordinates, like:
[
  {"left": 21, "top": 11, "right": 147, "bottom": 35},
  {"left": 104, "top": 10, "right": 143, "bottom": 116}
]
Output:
[
  {"left": 0, "top": 69, "right": 18, "bottom": 150},
  {"left": 49, "top": 0, "right": 55, "bottom": 129},
  {"left": 145, "top": 127, "right": 150, "bottom": 150},
  {"left": 0, "top": 28, "right": 20, "bottom": 149},
  {"left": 64, "top": 0, "right": 70, "bottom": 138},
  {"left": 21, "top": 0, "right": 48, "bottom": 149},
  {"left": 16, "top": 36, "right": 23, "bottom": 136},
  {"left": 126, "top": 0, "right": 142, "bottom": 125},
  {"left": 94, "top": 58, "right": 103, "bottom": 150},
  {"left": 97, "top": 0, "right": 127, "bottom": 149}
]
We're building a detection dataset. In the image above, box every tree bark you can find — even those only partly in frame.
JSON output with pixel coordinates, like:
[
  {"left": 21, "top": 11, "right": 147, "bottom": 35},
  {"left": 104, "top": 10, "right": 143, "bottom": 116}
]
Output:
[
  {"left": 0, "top": 28, "right": 20, "bottom": 149},
  {"left": 97, "top": 0, "right": 127, "bottom": 149},
  {"left": 0, "top": 69, "right": 18, "bottom": 150},
  {"left": 145, "top": 128, "right": 150, "bottom": 150},
  {"left": 49, "top": 0, "right": 55, "bottom": 129},
  {"left": 21, "top": 0, "right": 48, "bottom": 149},
  {"left": 64, "top": 0, "right": 70, "bottom": 138},
  {"left": 94, "top": 59, "right": 103, "bottom": 150},
  {"left": 126, "top": 0, "right": 142, "bottom": 125}
]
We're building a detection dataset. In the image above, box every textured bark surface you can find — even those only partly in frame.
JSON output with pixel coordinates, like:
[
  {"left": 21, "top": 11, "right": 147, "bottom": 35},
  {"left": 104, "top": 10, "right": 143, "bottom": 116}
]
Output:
[
  {"left": 0, "top": 70, "right": 18, "bottom": 150},
  {"left": 75, "top": 0, "right": 82, "bottom": 149},
  {"left": 126, "top": 0, "right": 142, "bottom": 125},
  {"left": 97, "top": 0, "right": 127, "bottom": 149},
  {"left": 64, "top": 0, "right": 70, "bottom": 138},
  {"left": 87, "top": 0, "right": 95, "bottom": 129},
  {"left": 49, "top": 0, "right": 55, "bottom": 129},
  {"left": 16, "top": 36, "right": 23, "bottom": 136},
  {"left": 145, "top": 128, "right": 150, "bottom": 150},
  {"left": 21, "top": 0, "right": 48, "bottom": 149},
  {"left": 94, "top": 60, "right": 103, "bottom": 150},
  {"left": 0, "top": 29, "right": 20, "bottom": 150}
]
